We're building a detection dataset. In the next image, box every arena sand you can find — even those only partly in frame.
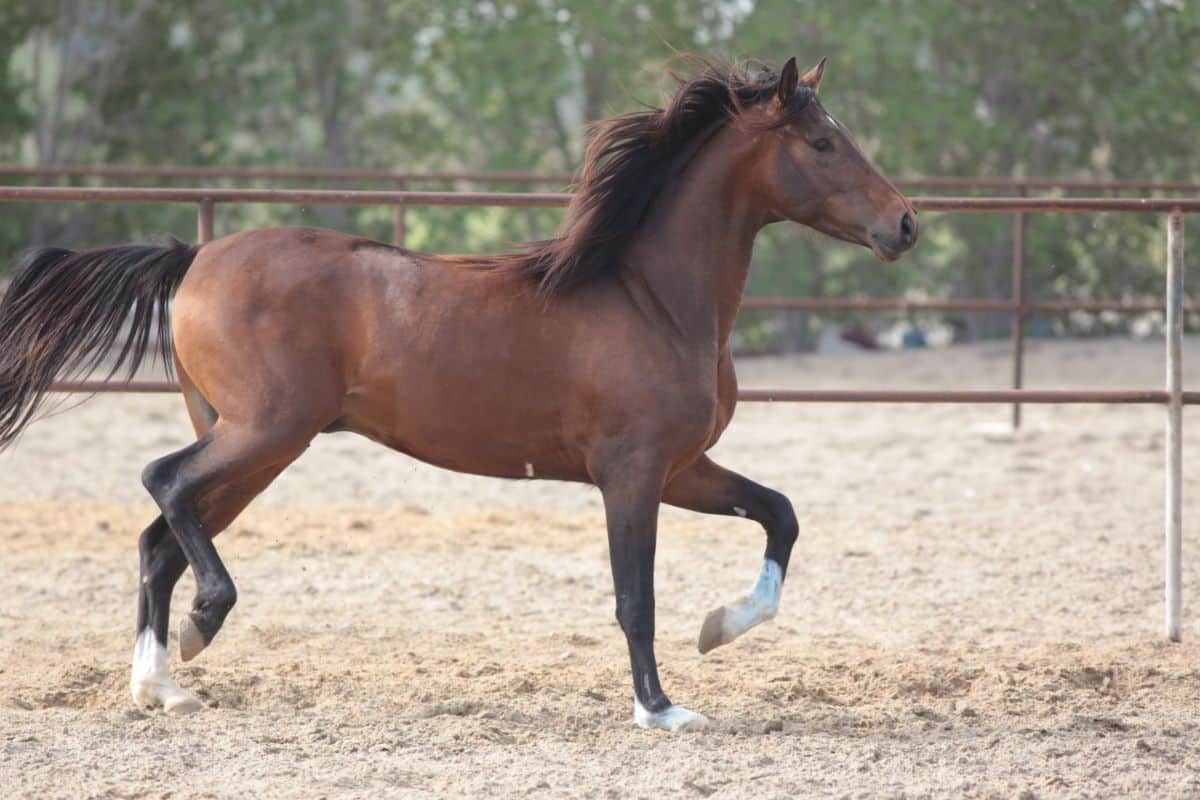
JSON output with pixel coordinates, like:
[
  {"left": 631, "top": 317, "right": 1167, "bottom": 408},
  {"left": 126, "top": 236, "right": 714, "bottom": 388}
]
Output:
[{"left": 2, "top": 337, "right": 1200, "bottom": 799}]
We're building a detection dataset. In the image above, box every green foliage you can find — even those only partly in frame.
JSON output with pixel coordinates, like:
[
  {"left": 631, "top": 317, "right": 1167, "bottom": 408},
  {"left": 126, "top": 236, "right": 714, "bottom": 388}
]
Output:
[{"left": 0, "top": 0, "right": 1197, "bottom": 349}]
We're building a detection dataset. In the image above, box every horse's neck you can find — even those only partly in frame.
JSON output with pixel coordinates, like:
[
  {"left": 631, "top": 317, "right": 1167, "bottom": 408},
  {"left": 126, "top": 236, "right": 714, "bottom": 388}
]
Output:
[{"left": 621, "top": 127, "right": 765, "bottom": 349}]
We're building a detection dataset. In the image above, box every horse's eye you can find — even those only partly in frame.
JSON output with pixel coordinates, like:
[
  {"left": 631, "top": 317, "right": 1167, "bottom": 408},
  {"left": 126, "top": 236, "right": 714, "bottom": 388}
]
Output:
[{"left": 812, "top": 138, "right": 833, "bottom": 153}]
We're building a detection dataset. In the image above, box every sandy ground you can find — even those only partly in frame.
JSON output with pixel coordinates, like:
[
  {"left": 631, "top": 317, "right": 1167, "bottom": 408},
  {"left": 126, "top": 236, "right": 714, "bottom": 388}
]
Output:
[{"left": 3, "top": 336, "right": 1200, "bottom": 799}]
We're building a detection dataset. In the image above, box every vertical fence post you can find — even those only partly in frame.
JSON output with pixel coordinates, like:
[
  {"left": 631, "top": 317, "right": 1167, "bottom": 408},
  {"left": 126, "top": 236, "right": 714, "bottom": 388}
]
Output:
[
  {"left": 197, "top": 198, "right": 215, "bottom": 243},
  {"left": 1165, "top": 209, "right": 1185, "bottom": 642},
  {"left": 393, "top": 178, "right": 407, "bottom": 247},
  {"left": 1010, "top": 190, "right": 1029, "bottom": 429}
]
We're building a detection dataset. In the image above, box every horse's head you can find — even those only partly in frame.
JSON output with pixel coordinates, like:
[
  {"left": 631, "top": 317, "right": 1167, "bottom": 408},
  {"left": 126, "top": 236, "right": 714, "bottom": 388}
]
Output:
[{"left": 749, "top": 57, "right": 917, "bottom": 261}]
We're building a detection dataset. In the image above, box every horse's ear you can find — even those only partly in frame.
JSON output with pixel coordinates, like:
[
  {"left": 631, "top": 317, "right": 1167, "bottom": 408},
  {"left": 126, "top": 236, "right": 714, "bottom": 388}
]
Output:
[
  {"left": 776, "top": 57, "right": 799, "bottom": 103},
  {"left": 801, "top": 56, "right": 827, "bottom": 93}
]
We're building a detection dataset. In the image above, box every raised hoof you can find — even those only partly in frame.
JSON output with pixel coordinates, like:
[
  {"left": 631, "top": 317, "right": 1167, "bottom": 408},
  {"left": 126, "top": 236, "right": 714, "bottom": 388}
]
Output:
[
  {"left": 698, "top": 606, "right": 734, "bottom": 654},
  {"left": 634, "top": 701, "right": 710, "bottom": 733},
  {"left": 179, "top": 616, "right": 209, "bottom": 662},
  {"left": 698, "top": 559, "right": 782, "bottom": 654}
]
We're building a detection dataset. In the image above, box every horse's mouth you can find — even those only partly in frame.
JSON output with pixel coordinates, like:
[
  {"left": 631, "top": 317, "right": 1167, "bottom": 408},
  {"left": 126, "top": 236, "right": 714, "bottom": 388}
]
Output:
[
  {"left": 805, "top": 223, "right": 908, "bottom": 262},
  {"left": 868, "top": 238, "right": 905, "bottom": 262},
  {"left": 868, "top": 233, "right": 911, "bottom": 262}
]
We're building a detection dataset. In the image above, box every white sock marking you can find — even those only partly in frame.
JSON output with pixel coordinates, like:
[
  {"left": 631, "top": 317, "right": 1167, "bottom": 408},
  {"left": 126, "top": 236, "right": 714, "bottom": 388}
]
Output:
[
  {"left": 130, "top": 628, "right": 203, "bottom": 714},
  {"left": 699, "top": 559, "right": 783, "bottom": 653},
  {"left": 724, "top": 559, "right": 782, "bottom": 638},
  {"left": 524, "top": 462, "right": 535, "bottom": 477},
  {"left": 633, "top": 697, "right": 710, "bottom": 732}
]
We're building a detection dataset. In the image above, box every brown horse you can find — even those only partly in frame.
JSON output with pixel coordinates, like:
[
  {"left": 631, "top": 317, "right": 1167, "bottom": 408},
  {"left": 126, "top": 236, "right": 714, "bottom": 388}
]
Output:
[{"left": 0, "top": 57, "right": 915, "bottom": 731}]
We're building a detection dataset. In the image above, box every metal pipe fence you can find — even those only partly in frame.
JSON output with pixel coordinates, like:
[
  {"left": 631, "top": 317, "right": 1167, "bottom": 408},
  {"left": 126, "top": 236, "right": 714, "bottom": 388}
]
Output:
[
  {"left": 4, "top": 163, "right": 1200, "bottom": 194},
  {"left": 5, "top": 171, "right": 1196, "bottom": 427},
  {"left": 3, "top": 186, "right": 1197, "bottom": 402},
  {"left": 0, "top": 184, "right": 1190, "bottom": 638}
]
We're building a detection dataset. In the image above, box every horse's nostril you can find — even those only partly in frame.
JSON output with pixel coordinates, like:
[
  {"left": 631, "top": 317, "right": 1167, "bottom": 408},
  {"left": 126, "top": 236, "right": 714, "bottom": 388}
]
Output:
[{"left": 899, "top": 212, "right": 916, "bottom": 246}]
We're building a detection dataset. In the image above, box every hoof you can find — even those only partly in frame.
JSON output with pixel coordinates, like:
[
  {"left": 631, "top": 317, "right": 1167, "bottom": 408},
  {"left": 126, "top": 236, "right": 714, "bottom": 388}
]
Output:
[
  {"left": 698, "top": 559, "right": 782, "bottom": 654},
  {"left": 131, "top": 628, "right": 205, "bottom": 715},
  {"left": 132, "top": 678, "right": 205, "bottom": 715},
  {"left": 164, "top": 693, "right": 205, "bottom": 716},
  {"left": 634, "top": 700, "right": 710, "bottom": 732},
  {"left": 131, "top": 679, "right": 205, "bottom": 716},
  {"left": 179, "top": 616, "right": 208, "bottom": 662},
  {"left": 698, "top": 606, "right": 733, "bottom": 654}
]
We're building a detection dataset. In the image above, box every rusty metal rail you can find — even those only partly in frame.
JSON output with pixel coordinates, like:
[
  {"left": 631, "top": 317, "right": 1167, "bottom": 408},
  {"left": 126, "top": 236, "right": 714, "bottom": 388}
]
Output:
[
  {"left": 0, "top": 164, "right": 576, "bottom": 185},
  {"left": 13, "top": 186, "right": 1191, "bottom": 429},
  {"left": 0, "top": 186, "right": 571, "bottom": 207},
  {"left": 738, "top": 297, "right": 1197, "bottom": 313},
  {"left": 5, "top": 187, "right": 1196, "bottom": 399},
  {"left": 4, "top": 164, "right": 1200, "bottom": 194},
  {"left": 6, "top": 185, "right": 1200, "bottom": 211},
  {"left": 8, "top": 170, "right": 1192, "bottom": 427},
  {"left": 739, "top": 388, "right": 1199, "bottom": 404}
]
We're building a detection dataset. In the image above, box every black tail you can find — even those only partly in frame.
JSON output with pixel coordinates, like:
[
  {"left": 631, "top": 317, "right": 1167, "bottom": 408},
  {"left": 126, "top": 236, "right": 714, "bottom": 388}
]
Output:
[{"left": 0, "top": 238, "right": 198, "bottom": 449}]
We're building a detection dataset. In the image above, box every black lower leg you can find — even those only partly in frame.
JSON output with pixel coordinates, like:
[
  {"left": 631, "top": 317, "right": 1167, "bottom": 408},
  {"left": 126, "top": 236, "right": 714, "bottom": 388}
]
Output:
[
  {"left": 168, "top": 502, "right": 236, "bottom": 649},
  {"left": 135, "top": 516, "right": 189, "bottom": 644},
  {"left": 604, "top": 486, "right": 671, "bottom": 713},
  {"left": 663, "top": 457, "right": 800, "bottom": 578},
  {"left": 750, "top": 484, "right": 799, "bottom": 577},
  {"left": 617, "top": 582, "right": 668, "bottom": 712},
  {"left": 142, "top": 439, "right": 238, "bottom": 653}
]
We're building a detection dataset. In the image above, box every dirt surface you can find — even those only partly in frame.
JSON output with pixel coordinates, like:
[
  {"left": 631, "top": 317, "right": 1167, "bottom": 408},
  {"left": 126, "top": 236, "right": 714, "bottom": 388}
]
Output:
[{"left": 3, "top": 337, "right": 1200, "bottom": 799}]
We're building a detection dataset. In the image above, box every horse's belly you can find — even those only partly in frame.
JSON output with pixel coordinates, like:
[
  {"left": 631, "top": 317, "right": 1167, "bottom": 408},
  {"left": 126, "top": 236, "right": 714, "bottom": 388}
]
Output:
[{"left": 331, "top": 389, "right": 591, "bottom": 483}]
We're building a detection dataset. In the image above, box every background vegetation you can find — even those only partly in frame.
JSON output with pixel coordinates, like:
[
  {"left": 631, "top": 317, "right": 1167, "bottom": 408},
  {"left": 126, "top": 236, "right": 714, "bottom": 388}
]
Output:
[{"left": 1, "top": 0, "right": 1198, "bottom": 349}]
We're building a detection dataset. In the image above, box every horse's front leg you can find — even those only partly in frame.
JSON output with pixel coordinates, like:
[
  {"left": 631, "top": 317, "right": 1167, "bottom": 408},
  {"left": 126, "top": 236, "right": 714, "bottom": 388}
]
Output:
[
  {"left": 597, "top": 460, "right": 710, "bottom": 732},
  {"left": 662, "top": 455, "right": 799, "bottom": 653}
]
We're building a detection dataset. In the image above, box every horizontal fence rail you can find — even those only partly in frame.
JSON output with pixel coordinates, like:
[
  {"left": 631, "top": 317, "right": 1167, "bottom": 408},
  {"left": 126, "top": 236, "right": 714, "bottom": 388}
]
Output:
[
  {"left": 4, "top": 186, "right": 1196, "bottom": 407},
  {"left": 738, "top": 297, "right": 1199, "bottom": 314},
  {"left": 0, "top": 186, "right": 571, "bottom": 207},
  {"left": 3, "top": 185, "right": 1200, "bottom": 212},
  {"left": 738, "top": 389, "right": 1200, "bottom": 404},
  {"left": 3, "top": 164, "right": 1200, "bottom": 194}
]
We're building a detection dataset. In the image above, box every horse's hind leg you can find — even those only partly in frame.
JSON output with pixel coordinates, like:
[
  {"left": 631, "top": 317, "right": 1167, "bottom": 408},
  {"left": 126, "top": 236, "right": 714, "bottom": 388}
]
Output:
[
  {"left": 662, "top": 455, "right": 799, "bottom": 654},
  {"left": 130, "top": 372, "right": 216, "bottom": 713},
  {"left": 130, "top": 463, "right": 287, "bottom": 713},
  {"left": 141, "top": 418, "right": 323, "bottom": 659}
]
